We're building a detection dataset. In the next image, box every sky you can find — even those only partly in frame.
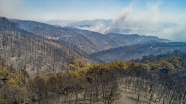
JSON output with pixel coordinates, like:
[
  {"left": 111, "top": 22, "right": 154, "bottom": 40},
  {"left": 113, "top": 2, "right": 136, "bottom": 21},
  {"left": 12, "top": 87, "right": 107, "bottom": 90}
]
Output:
[
  {"left": 0, "top": 0, "right": 186, "bottom": 41},
  {"left": 0, "top": 0, "right": 186, "bottom": 22}
]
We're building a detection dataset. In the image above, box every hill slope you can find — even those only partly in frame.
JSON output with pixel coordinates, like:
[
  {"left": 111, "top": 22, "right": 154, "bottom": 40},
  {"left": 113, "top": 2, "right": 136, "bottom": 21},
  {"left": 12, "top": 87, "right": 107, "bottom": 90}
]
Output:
[
  {"left": 0, "top": 17, "right": 98, "bottom": 77},
  {"left": 91, "top": 42, "right": 186, "bottom": 62}
]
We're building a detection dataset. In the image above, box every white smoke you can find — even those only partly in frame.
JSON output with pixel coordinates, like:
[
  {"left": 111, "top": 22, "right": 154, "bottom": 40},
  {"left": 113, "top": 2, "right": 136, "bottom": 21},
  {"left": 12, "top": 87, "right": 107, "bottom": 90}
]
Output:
[
  {"left": 105, "top": 6, "right": 132, "bottom": 33},
  {"left": 100, "top": 1, "right": 186, "bottom": 41},
  {"left": 89, "top": 23, "right": 108, "bottom": 33}
]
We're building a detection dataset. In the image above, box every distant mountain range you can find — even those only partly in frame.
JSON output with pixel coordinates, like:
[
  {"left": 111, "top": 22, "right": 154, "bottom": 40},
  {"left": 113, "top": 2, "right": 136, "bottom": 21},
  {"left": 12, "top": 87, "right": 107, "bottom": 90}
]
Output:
[
  {"left": 12, "top": 20, "right": 117, "bottom": 53},
  {"left": 44, "top": 19, "right": 182, "bottom": 38},
  {"left": 46, "top": 19, "right": 112, "bottom": 27},
  {"left": 11, "top": 19, "right": 169, "bottom": 54},
  {"left": 46, "top": 20, "right": 76, "bottom": 27},
  {"left": 69, "top": 19, "right": 112, "bottom": 27},
  {"left": 91, "top": 42, "right": 186, "bottom": 62}
]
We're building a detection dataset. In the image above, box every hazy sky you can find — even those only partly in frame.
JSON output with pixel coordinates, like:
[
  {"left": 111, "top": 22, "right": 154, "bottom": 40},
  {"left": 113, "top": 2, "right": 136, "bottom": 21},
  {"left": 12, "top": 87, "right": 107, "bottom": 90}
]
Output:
[
  {"left": 0, "top": 0, "right": 186, "bottom": 41},
  {"left": 0, "top": 0, "right": 186, "bottom": 23}
]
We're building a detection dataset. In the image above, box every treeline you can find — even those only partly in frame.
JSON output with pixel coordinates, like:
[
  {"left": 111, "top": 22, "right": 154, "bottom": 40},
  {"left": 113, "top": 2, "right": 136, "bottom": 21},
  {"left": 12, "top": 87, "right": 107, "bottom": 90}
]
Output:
[{"left": 1, "top": 56, "right": 186, "bottom": 104}]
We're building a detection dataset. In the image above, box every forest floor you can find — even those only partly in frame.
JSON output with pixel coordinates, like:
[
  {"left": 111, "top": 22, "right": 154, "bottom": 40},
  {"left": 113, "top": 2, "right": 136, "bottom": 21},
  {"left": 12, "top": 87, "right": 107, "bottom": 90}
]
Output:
[{"left": 113, "top": 85, "right": 158, "bottom": 104}]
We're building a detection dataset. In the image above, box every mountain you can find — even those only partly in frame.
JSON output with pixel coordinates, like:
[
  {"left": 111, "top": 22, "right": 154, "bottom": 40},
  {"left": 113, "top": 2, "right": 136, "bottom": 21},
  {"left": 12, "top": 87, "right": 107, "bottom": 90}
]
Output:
[
  {"left": 69, "top": 19, "right": 112, "bottom": 27},
  {"left": 7, "top": 17, "right": 173, "bottom": 64},
  {"left": 0, "top": 17, "right": 99, "bottom": 77},
  {"left": 46, "top": 19, "right": 112, "bottom": 27},
  {"left": 46, "top": 20, "right": 75, "bottom": 26},
  {"left": 11, "top": 19, "right": 169, "bottom": 54},
  {"left": 105, "top": 33, "right": 169, "bottom": 46},
  {"left": 91, "top": 42, "right": 186, "bottom": 62},
  {"left": 45, "top": 19, "right": 112, "bottom": 33},
  {"left": 13, "top": 20, "right": 118, "bottom": 53}
]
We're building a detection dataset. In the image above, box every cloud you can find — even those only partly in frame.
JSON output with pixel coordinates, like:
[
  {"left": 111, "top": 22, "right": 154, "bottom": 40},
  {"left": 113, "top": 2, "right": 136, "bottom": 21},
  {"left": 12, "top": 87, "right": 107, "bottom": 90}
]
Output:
[{"left": 159, "top": 24, "right": 186, "bottom": 41}]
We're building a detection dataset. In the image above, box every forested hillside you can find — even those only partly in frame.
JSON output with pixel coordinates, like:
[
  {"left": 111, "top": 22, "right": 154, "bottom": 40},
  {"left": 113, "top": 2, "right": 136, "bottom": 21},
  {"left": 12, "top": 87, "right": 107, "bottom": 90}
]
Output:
[{"left": 0, "top": 17, "right": 98, "bottom": 77}]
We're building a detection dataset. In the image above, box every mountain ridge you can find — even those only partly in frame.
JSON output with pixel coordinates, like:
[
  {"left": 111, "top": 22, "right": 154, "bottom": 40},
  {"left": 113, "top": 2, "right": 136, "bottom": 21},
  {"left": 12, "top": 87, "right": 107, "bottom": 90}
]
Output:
[
  {"left": 10, "top": 18, "right": 169, "bottom": 54},
  {"left": 91, "top": 42, "right": 186, "bottom": 62}
]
